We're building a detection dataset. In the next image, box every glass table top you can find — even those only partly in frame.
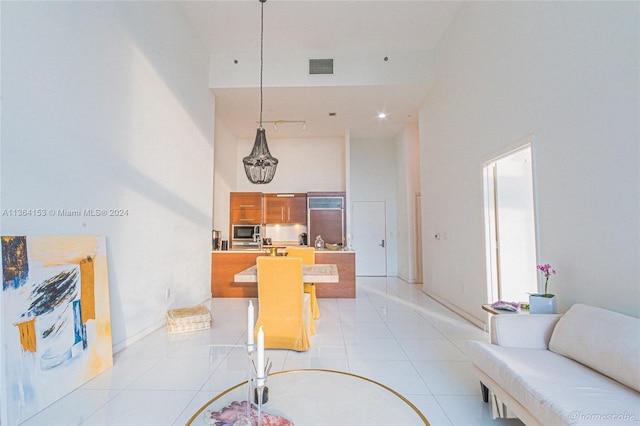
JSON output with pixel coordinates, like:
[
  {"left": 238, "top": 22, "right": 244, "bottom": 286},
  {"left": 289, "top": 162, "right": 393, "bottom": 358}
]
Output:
[{"left": 187, "top": 369, "right": 429, "bottom": 426}]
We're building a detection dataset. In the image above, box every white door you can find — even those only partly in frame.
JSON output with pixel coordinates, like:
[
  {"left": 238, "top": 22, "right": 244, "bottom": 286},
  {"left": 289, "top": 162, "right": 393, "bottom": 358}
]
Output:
[
  {"left": 352, "top": 201, "right": 387, "bottom": 276},
  {"left": 484, "top": 142, "right": 538, "bottom": 302}
]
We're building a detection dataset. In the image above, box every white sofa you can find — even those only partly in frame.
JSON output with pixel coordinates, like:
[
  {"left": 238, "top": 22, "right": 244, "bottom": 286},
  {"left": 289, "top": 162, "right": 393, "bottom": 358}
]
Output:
[{"left": 466, "top": 303, "right": 640, "bottom": 425}]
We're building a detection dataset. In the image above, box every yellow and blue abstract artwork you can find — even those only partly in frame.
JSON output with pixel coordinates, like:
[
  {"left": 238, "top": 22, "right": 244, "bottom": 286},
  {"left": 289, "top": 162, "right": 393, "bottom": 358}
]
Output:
[{"left": 1, "top": 235, "right": 113, "bottom": 425}]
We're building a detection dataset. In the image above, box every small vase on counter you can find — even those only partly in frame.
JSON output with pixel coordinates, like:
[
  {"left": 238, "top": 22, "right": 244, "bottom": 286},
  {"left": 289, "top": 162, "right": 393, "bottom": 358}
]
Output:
[
  {"left": 314, "top": 235, "right": 325, "bottom": 249},
  {"left": 528, "top": 294, "right": 557, "bottom": 314}
]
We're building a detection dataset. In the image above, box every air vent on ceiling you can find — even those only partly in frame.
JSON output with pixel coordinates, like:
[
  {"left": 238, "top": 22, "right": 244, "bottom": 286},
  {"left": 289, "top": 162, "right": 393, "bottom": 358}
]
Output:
[{"left": 309, "top": 58, "right": 334, "bottom": 75}]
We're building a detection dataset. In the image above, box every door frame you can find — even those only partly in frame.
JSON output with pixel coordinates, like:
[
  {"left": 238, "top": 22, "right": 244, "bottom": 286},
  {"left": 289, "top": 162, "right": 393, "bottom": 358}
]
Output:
[
  {"left": 481, "top": 135, "right": 541, "bottom": 302},
  {"left": 415, "top": 193, "right": 423, "bottom": 284}
]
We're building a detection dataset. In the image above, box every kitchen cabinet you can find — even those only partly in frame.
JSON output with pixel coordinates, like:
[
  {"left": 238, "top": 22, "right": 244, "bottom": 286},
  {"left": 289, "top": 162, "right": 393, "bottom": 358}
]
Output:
[
  {"left": 230, "top": 192, "right": 262, "bottom": 224},
  {"left": 211, "top": 251, "right": 262, "bottom": 297},
  {"left": 211, "top": 250, "right": 355, "bottom": 298},
  {"left": 230, "top": 192, "right": 262, "bottom": 248},
  {"left": 263, "top": 193, "right": 307, "bottom": 224},
  {"left": 315, "top": 251, "right": 355, "bottom": 298}
]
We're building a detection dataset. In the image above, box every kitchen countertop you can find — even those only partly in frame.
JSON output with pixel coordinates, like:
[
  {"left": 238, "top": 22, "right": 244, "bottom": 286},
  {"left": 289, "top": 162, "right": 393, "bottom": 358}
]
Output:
[
  {"left": 211, "top": 248, "right": 356, "bottom": 298},
  {"left": 234, "top": 263, "right": 339, "bottom": 283}
]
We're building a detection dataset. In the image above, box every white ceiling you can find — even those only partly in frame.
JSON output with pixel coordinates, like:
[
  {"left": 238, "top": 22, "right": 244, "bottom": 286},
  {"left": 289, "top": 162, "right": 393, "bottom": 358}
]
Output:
[{"left": 179, "top": 1, "right": 462, "bottom": 139}]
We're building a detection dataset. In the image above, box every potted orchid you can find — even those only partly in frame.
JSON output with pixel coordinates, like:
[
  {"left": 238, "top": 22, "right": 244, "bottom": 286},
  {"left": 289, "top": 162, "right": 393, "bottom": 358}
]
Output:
[{"left": 529, "top": 263, "right": 557, "bottom": 314}]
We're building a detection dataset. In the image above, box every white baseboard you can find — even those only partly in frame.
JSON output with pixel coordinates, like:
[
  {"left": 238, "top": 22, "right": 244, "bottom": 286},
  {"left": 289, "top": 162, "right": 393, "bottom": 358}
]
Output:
[
  {"left": 112, "top": 296, "right": 213, "bottom": 355},
  {"left": 112, "top": 320, "right": 165, "bottom": 355},
  {"left": 421, "top": 289, "right": 486, "bottom": 330},
  {"left": 397, "top": 274, "right": 423, "bottom": 285}
]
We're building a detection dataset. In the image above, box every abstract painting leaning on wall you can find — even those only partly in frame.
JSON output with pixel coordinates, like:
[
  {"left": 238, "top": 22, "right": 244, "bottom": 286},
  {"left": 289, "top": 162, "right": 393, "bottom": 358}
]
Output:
[{"left": 1, "top": 235, "right": 113, "bottom": 425}]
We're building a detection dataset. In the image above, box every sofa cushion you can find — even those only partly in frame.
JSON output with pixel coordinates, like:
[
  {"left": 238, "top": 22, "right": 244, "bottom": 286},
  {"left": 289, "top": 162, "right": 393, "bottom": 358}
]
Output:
[
  {"left": 491, "top": 314, "right": 560, "bottom": 348},
  {"left": 548, "top": 304, "right": 640, "bottom": 392},
  {"left": 467, "top": 340, "right": 640, "bottom": 425}
]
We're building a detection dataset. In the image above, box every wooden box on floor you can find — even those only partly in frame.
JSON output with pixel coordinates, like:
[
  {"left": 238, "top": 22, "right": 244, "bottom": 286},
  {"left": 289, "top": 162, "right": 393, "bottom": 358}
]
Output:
[{"left": 166, "top": 305, "right": 211, "bottom": 334}]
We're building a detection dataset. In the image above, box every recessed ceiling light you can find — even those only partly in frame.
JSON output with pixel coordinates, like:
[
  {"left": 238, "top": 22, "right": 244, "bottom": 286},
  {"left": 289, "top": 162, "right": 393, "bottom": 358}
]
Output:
[
  {"left": 378, "top": 113, "right": 387, "bottom": 119},
  {"left": 329, "top": 112, "right": 337, "bottom": 117}
]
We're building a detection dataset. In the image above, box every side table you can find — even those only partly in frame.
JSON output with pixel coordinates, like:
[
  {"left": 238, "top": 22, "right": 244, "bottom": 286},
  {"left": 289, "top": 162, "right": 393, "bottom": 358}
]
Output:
[{"left": 481, "top": 304, "right": 529, "bottom": 315}]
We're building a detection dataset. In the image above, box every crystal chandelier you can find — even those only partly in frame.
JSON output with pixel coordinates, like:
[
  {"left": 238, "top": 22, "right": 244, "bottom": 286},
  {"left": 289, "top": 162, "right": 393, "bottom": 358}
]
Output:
[{"left": 243, "top": 0, "right": 278, "bottom": 184}]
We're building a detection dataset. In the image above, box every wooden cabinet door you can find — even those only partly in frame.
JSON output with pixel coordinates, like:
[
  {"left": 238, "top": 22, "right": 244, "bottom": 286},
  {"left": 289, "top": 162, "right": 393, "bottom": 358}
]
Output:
[
  {"left": 263, "top": 195, "right": 287, "bottom": 223},
  {"left": 231, "top": 208, "right": 262, "bottom": 224},
  {"left": 230, "top": 192, "right": 263, "bottom": 224},
  {"left": 230, "top": 192, "right": 262, "bottom": 210},
  {"left": 289, "top": 195, "right": 307, "bottom": 224},
  {"left": 307, "top": 192, "right": 346, "bottom": 243},
  {"left": 264, "top": 194, "right": 307, "bottom": 224}
]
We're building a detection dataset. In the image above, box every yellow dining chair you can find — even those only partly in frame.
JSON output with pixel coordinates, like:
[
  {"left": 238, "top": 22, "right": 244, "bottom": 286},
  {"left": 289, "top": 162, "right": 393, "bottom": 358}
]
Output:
[
  {"left": 254, "top": 256, "right": 310, "bottom": 351},
  {"left": 285, "top": 247, "right": 320, "bottom": 321}
]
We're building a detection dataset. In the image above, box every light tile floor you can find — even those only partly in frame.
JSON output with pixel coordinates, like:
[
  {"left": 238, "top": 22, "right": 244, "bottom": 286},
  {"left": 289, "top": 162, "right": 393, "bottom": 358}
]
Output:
[{"left": 19, "top": 277, "right": 524, "bottom": 426}]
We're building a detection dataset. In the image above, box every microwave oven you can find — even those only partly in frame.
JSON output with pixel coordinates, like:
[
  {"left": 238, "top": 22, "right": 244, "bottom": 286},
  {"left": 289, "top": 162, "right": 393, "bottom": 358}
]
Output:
[{"left": 232, "top": 224, "right": 261, "bottom": 246}]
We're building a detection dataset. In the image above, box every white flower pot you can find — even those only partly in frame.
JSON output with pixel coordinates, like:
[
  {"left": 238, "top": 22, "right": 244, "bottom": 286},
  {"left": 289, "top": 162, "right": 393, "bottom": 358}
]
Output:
[{"left": 528, "top": 294, "right": 557, "bottom": 314}]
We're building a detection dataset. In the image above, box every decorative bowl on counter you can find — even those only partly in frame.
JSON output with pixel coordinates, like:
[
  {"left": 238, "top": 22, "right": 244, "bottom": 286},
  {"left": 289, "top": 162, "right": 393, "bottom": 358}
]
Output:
[
  {"left": 264, "top": 246, "right": 288, "bottom": 256},
  {"left": 324, "top": 243, "right": 342, "bottom": 251}
]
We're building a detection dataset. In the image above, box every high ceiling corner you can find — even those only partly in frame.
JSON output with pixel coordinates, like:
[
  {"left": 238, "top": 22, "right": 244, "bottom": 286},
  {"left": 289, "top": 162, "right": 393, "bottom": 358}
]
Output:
[{"left": 180, "top": 1, "right": 462, "bottom": 139}]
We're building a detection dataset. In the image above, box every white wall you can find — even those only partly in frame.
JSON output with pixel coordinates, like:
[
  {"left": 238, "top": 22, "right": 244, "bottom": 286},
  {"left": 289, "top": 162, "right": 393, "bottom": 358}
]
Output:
[
  {"left": 396, "top": 123, "right": 421, "bottom": 283},
  {"left": 213, "top": 118, "right": 238, "bottom": 241},
  {"left": 350, "top": 138, "right": 398, "bottom": 276},
  {"left": 236, "top": 136, "right": 346, "bottom": 193},
  {"left": 420, "top": 2, "right": 640, "bottom": 324},
  {"left": 1, "top": 2, "right": 215, "bottom": 350},
  {"left": 211, "top": 48, "right": 435, "bottom": 89}
]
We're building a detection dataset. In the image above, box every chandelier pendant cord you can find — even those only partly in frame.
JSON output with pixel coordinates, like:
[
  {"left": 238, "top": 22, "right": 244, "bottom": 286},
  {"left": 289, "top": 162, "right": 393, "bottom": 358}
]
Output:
[
  {"left": 242, "top": 0, "right": 277, "bottom": 185},
  {"left": 259, "top": 0, "right": 264, "bottom": 129}
]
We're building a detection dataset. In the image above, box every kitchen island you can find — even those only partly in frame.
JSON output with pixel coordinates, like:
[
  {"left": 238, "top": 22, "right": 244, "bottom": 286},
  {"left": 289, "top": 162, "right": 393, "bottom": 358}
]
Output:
[{"left": 210, "top": 249, "right": 355, "bottom": 298}]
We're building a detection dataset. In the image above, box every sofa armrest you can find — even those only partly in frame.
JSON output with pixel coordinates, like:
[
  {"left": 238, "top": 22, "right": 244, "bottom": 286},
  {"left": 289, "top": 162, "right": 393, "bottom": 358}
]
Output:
[{"left": 490, "top": 314, "right": 561, "bottom": 349}]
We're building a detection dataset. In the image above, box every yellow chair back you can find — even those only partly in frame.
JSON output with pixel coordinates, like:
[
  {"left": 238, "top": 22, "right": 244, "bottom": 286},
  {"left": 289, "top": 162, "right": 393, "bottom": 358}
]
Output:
[
  {"left": 284, "top": 247, "right": 315, "bottom": 265},
  {"left": 285, "top": 247, "right": 320, "bottom": 322},
  {"left": 255, "top": 256, "right": 310, "bottom": 351}
]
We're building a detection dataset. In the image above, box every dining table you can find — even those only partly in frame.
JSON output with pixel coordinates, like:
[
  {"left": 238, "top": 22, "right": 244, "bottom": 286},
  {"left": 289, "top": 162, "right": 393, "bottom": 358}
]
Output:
[{"left": 233, "top": 263, "right": 339, "bottom": 283}]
